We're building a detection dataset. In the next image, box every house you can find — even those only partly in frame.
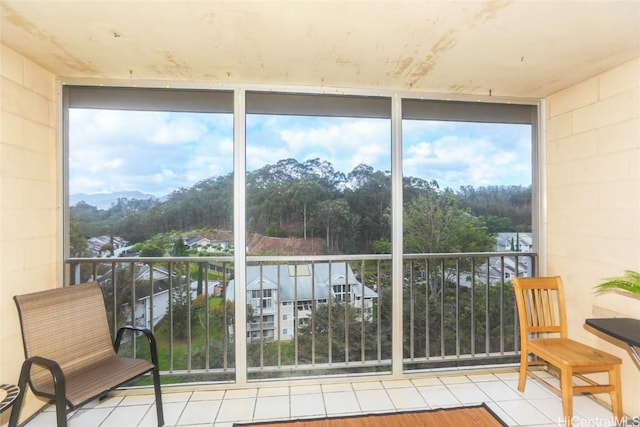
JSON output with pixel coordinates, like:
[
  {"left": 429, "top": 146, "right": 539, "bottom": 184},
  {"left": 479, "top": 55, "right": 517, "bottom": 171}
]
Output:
[
  {"left": 226, "top": 262, "right": 378, "bottom": 341},
  {"left": 185, "top": 236, "right": 211, "bottom": 249},
  {"left": 186, "top": 236, "right": 230, "bottom": 253}
]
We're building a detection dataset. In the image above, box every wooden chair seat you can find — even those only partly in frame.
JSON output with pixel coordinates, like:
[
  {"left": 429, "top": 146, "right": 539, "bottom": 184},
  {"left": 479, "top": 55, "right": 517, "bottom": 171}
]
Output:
[
  {"left": 528, "top": 338, "right": 622, "bottom": 369},
  {"left": 513, "top": 276, "right": 623, "bottom": 426}
]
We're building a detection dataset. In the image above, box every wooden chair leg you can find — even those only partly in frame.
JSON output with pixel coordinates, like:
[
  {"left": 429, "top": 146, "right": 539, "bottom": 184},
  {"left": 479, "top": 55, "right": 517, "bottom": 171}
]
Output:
[
  {"left": 518, "top": 351, "right": 528, "bottom": 392},
  {"left": 609, "top": 364, "right": 623, "bottom": 423},
  {"left": 560, "top": 368, "right": 574, "bottom": 426}
]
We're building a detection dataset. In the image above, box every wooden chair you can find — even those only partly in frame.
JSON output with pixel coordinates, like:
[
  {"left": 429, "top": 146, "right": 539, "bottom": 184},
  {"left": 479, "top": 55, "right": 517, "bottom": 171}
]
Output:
[
  {"left": 10, "top": 282, "right": 164, "bottom": 427},
  {"left": 512, "top": 276, "right": 623, "bottom": 424}
]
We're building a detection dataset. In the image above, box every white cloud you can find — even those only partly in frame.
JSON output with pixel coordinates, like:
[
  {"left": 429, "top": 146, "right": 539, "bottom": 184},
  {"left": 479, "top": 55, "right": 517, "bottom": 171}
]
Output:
[{"left": 69, "top": 109, "right": 531, "bottom": 198}]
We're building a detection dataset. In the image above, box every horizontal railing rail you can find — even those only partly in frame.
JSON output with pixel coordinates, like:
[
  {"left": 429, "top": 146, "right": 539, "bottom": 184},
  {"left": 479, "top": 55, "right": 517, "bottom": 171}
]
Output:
[{"left": 65, "top": 251, "right": 535, "bottom": 383}]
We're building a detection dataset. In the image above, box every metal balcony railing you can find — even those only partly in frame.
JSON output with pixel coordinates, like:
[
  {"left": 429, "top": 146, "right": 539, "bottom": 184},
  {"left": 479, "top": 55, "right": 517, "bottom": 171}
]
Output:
[{"left": 65, "top": 251, "right": 535, "bottom": 384}]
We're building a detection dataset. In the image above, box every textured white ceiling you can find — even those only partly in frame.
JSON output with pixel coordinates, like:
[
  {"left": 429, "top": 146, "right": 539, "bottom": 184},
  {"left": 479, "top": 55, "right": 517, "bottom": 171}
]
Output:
[{"left": 1, "top": 1, "right": 639, "bottom": 98}]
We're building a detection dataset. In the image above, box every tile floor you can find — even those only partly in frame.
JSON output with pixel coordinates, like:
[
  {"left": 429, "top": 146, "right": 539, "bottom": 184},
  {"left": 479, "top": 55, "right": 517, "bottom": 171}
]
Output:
[{"left": 22, "top": 370, "right": 628, "bottom": 427}]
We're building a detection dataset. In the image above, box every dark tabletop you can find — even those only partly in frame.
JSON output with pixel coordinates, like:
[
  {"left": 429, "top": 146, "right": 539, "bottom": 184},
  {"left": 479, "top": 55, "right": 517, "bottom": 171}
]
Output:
[{"left": 586, "top": 317, "right": 640, "bottom": 347}]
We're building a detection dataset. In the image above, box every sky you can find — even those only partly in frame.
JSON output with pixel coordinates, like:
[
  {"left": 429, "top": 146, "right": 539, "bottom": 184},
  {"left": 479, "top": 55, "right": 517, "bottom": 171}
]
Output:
[{"left": 69, "top": 108, "right": 532, "bottom": 199}]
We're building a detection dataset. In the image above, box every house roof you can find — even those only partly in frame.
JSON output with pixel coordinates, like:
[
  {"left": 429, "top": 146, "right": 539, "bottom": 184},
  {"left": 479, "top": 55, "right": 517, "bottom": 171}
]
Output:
[
  {"left": 1, "top": 1, "right": 638, "bottom": 98},
  {"left": 226, "top": 262, "right": 377, "bottom": 302}
]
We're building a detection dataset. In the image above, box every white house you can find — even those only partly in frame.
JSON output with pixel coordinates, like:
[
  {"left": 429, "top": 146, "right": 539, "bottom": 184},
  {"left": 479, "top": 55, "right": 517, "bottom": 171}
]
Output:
[{"left": 226, "top": 262, "right": 378, "bottom": 341}]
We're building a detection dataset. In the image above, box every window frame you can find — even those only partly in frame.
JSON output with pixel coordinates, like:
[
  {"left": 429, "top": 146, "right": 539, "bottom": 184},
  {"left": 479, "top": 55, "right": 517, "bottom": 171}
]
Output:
[{"left": 61, "top": 83, "right": 540, "bottom": 384}]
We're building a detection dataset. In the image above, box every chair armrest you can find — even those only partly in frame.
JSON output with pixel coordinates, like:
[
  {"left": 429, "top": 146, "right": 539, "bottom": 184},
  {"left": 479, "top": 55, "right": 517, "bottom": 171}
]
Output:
[
  {"left": 114, "top": 325, "right": 160, "bottom": 368},
  {"left": 24, "top": 356, "right": 66, "bottom": 394},
  {"left": 10, "top": 356, "right": 68, "bottom": 427}
]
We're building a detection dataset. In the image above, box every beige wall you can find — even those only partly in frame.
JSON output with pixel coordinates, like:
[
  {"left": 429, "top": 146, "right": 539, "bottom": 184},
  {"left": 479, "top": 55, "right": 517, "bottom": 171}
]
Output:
[
  {"left": 0, "top": 44, "right": 59, "bottom": 425},
  {"left": 546, "top": 57, "right": 640, "bottom": 416}
]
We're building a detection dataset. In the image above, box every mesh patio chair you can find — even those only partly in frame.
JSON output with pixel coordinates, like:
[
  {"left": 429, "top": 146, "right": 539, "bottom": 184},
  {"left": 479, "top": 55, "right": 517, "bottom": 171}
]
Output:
[{"left": 10, "top": 282, "right": 164, "bottom": 427}]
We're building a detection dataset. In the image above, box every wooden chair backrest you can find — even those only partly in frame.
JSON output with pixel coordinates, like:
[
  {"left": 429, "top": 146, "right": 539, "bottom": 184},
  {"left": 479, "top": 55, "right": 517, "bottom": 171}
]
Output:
[
  {"left": 13, "top": 282, "right": 116, "bottom": 391},
  {"left": 512, "top": 276, "right": 568, "bottom": 341}
]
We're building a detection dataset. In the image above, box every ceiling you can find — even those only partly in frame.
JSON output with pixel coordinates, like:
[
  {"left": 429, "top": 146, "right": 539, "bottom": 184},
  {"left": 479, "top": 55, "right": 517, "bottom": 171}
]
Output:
[{"left": 1, "top": 1, "right": 639, "bottom": 99}]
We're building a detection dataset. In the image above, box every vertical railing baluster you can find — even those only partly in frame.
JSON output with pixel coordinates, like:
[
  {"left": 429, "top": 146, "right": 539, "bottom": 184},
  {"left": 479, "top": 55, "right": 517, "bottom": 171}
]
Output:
[
  {"left": 311, "top": 261, "right": 316, "bottom": 366},
  {"left": 328, "top": 261, "right": 333, "bottom": 365},
  {"left": 130, "top": 261, "right": 137, "bottom": 357},
  {"left": 455, "top": 258, "right": 460, "bottom": 357},
  {"left": 360, "top": 259, "right": 365, "bottom": 364},
  {"left": 499, "top": 256, "right": 505, "bottom": 354},
  {"left": 344, "top": 262, "right": 350, "bottom": 364},
  {"left": 187, "top": 261, "right": 192, "bottom": 372},
  {"left": 425, "top": 258, "right": 430, "bottom": 359},
  {"left": 204, "top": 262, "right": 210, "bottom": 371},
  {"left": 470, "top": 257, "right": 476, "bottom": 357},
  {"left": 376, "top": 260, "right": 382, "bottom": 362},
  {"left": 485, "top": 257, "right": 490, "bottom": 355},
  {"left": 409, "top": 259, "right": 415, "bottom": 360},
  {"left": 277, "top": 262, "right": 282, "bottom": 368},
  {"left": 294, "top": 263, "right": 299, "bottom": 366},
  {"left": 440, "top": 258, "right": 445, "bottom": 358},
  {"left": 168, "top": 261, "right": 174, "bottom": 372}
]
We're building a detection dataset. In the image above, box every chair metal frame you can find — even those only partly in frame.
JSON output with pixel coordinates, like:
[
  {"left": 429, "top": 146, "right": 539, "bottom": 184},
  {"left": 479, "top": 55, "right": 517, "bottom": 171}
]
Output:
[{"left": 10, "top": 282, "right": 164, "bottom": 427}]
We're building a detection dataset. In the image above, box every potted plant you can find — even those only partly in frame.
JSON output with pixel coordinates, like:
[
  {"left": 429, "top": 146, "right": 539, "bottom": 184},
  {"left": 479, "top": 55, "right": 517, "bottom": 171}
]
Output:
[{"left": 596, "top": 270, "right": 640, "bottom": 295}]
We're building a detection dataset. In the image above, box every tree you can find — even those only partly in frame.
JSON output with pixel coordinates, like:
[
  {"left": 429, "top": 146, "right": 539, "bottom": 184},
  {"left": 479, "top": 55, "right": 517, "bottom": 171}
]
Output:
[
  {"left": 173, "top": 238, "right": 188, "bottom": 256},
  {"left": 315, "top": 199, "right": 351, "bottom": 252},
  {"left": 69, "top": 221, "right": 91, "bottom": 257},
  {"left": 139, "top": 243, "right": 165, "bottom": 257},
  {"left": 403, "top": 192, "right": 494, "bottom": 253}
]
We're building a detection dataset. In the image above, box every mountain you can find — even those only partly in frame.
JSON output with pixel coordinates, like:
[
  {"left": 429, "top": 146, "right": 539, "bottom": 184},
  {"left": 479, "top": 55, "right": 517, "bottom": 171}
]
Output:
[{"left": 70, "top": 191, "right": 157, "bottom": 210}]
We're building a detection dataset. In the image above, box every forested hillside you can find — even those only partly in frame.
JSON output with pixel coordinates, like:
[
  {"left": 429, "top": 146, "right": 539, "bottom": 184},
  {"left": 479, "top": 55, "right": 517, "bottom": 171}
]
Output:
[{"left": 70, "top": 158, "right": 531, "bottom": 256}]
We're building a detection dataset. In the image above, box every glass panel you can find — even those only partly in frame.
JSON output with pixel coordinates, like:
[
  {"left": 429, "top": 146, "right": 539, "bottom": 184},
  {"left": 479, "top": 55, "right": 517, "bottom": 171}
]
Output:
[
  {"left": 68, "top": 106, "right": 235, "bottom": 380},
  {"left": 402, "top": 117, "right": 532, "bottom": 367},
  {"left": 245, "top": 114, "right": 391, "bottom": 254},
  {"left": 243, "top": 94, "right": 392, "bottom": 378}
]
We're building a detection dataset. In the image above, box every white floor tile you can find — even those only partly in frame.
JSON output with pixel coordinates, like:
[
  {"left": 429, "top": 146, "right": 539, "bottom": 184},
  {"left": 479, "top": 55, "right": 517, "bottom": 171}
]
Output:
[
  {"left": 190, "top": 390, "right": 225, "bottom": 401},
  {"left": 573, "top": 395, "right": 618, "bottom": 424},
  {"left": 446, "top": 382, "right": 490, "bottom": 405},
  {"left": 82, "top": 395, "right": 124, "bottom": 409},
  {"left": 290, "top": 384, "right": 322, "bottom": 395},
  {"left": 440, "top": 375, "right": 473, "bottom": 384},
  {"left": 223, "top": 388, "right": 257, "bottom": 400},
  {"left": 178, "top": 400, "right": 222, "bottom": 425},
  {"left": 485, "top": 401, "right": 518, "bottom": 426},
  {"left": 385, "top": 386, "right": 427, "bottom": 410},
  {"left": 476, "top": 380, "right": 523, "bottom": 402},
  {"left": 323, "top": 390, "right": 361, "bottom": 416},
  {"left": 138, "top": 401, "right": 186, "bottom": 427},
  {"left": 322, "top": 383, "right": 353, "bottom": 393},
  {"left": 466, "top": 373, "right": 498, "bottom": 382},
  {"left": 69, "top": 408, "right": 113, "bottom": 427},
  {"left": 351, "top": 381, "right": 384, "bottom": 391},
  {"left": 118, "top": 394, "right": 156, "bottom": 406},
  {"left": 526, "top": 396, "right": 565, "bottom": 426},
  {"left": 253, "top": 395, "right": 290, "bottom": 421},
  {"left": 354, "top": 388, "right": 395, "bottom": 413},
  {"left": 161, "top": 392, "right": 193, "bottom": 403},
  {"left": 22, "top": 368, "right": 623, "bottom": 427},
  {"left": 381, "top": 379, "right": 414, "bottom": 389},
  {"left": 257, "top": 386, "right": 289, "bottom": 397},
  {"left": 496, "top": 399, "right": 554, "bottom": 426},
  {"left": 417, "top": 384, "right": 461, "bottom": 408},
  {"left": 290, "top": 393, "right": 325, "bottom": 418},
  {"left": 411, "top": 377, "right": 444, "bottom": 387},
  {"left": 503, "top": 378, "right": 555, "bottom": 400},
  {"left": 214, "top": 397, "right": 256, "bottom": 424},
  {"left": 99, "top": 404, "right": 150, "bottom": 427}
]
